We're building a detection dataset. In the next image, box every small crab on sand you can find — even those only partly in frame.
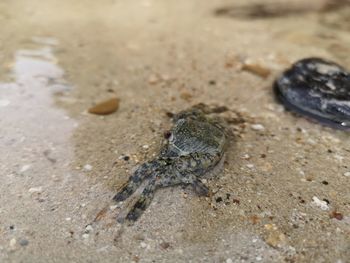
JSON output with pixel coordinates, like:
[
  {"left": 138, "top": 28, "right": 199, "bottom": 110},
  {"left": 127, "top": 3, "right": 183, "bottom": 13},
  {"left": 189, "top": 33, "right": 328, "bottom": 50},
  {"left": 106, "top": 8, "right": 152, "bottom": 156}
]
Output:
[{"left": 114, "top": 103, "right": 238, "bottom": 222}]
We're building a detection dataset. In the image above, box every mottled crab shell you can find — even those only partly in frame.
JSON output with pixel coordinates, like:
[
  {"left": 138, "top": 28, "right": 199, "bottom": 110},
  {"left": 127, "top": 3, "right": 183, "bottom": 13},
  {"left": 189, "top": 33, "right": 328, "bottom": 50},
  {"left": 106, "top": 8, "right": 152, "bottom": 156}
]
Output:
[{"left": 275, "top": 57, "right": 350, "bottom": 130}]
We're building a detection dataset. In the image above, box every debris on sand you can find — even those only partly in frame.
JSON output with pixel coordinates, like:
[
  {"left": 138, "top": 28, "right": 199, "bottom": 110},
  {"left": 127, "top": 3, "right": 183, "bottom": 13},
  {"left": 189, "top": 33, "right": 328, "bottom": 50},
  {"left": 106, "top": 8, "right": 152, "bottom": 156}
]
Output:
[
  {"left": 330, "top": 211, "right": 343, "bottom": 220},
  {"left": 242, "top": 61, "right": 271, "bottom": 78},
  {"left": 311, "top": 196, "right": 329, "bottom": 210},
  {"left": 88, "top": 97, "right": 120, "bottom": 115},
  {"left": 180, "top": 91, "right": 193, "bottom": 102}
]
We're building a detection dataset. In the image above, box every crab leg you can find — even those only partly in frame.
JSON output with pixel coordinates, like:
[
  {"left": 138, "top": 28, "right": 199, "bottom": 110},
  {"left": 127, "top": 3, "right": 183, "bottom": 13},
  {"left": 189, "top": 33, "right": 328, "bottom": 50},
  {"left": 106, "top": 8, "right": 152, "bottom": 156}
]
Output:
[
  {"left": 188, "top": 176, "right": 209, "bottom": 196},
  {"left": 113, "top": 160, "right": 159, "bottom": 202},
  {"left": 125, "top": 169, "right": 183, "bottom": 222},
  {"left": 125, "top": 179, "right": 157, "bottom": 221}
]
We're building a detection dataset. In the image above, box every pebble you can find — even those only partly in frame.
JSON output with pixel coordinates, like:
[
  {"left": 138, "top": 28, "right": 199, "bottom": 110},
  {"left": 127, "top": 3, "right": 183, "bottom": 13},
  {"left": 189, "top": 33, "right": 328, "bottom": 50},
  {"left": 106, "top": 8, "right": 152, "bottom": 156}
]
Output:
[
  {"left": 28, "top": 186, "right": 43, "bottom": 194},
  {"left": 343, "top": 172, "right": 350, "bottom": 177},
  {"left": 251, "top": 124, "right": 265, "bottom": 131},
  {"left": 241, "top": 154, "right": 250, "bottom": 160},
  {"left": 83, "top": 164, "right": 93, "bottom": 171},
  {"left": 110, "top": 205, "right": 118, "bottom": 210},
  {"left": 20, "top": 164, "right": 31, "bottom": 173},
  {"left": 0, "top": 99, "right": 10, "bottom": 107},
  {"left": 142, "top": 145, "right": 149, "bottom": 150},
  {"left": 140, "top": 242, "right": 147, "bottom": 248},
  {"left": 88, "top": 97, "right": 120, "bottom": 115},
  {"left": 82, "top": 233, "right": 89, "bottom": 239},
  {"left": 180, "top": 91, "right": 193, "bottom": 102},
  {"left": 226, "top": 259, "right": 233, "bottom": 263},
  {"left": 334, "top": 154, "right": 344, "bottom": 162},
  {"left": 246, "top": 164, "right": 254, "bottom": 169},
  {"left": 264, "top": 224, "right": 286, "bottom": 247},
  {"left": 85, "top": 225, "right": 93, "bottom": 233},
  {"left": 19, "top": 239, "right": 29, "bottom": 246},
  {"left": 242, "top": 62, "right": 271, "bottom": 78},
  {"left": 312, "top": 196, "right": 329, "bottom": 210},
  {"left": 9, "top": 238, "right": 16, "bottom": 248},
  {"left": 148, "top": 74, "right": 159, "bottom": 85}
]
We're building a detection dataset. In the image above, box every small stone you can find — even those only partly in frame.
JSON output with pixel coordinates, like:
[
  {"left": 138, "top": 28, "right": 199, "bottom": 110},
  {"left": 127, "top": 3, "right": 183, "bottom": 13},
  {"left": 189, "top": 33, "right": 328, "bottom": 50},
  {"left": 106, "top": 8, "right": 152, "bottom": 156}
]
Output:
[
  {"left": 65, "top": 217, "right": 71, "bottom": 221},
  {"left": 246, "top": 164, "right": 254, "bottom": 169},
  {"left": 85, "top": 225, "right": 93, "bottom": 233},
  {"left": 19, "top": 239, "right": 29, "bottom": 246},
  {"left": 160, "top": 241, "right": 170, "bottom": 249},
  {"left": 9, "top": 238, "right": 16, "bottom": 248},
  {"left": 226, "top": 259, "right": 233, "bottom": 263},
  {"left": 266, "top": 230, "right": 286, "bottom": 247},
  {"left": 242, "top": 62, "right": 271, "bottom": 78},
  {"left": 83, "top": 164, "right": 93, "bottom": 171},
  {"left": 28, "top": 186, "right": 43, "bottom": 194},
  {"left": 88, "top": 97, "right": 120, "bottom": 115},
  {"left": 20, "top": 165, "right": 31, "bottom": 173},
  {"left": 330, "top": 211, "right": 344, "bottom": 220},
  {"left": 148, "top": 74, "right": 159, "bottom": 85},
  {"left": 311, "top": 196, "right": 329, "bottom": 210},
  {"left": 180, "top": 91, "right": 193, "bottom": 102},
  {"left": 140, "top": 242, "right": 147, "bottom": 248},
  {"left": 343, "top": 172, "right": 350, "bottom": 177},
  {"left": 110, "top": 205, "right": 118, "bottom": 210},
  {"left": 0, "top": 99, "right": 10, "bottom": 107},
  {"left": 242, "top": 154, "right": 250, "bottom": 160},
  {"left": 142, "top": 145, "right": 149, "bottom": 150},
  {"left": 82, "top": 233, "right": 89, "bottom": 239},
  {"left": 251, "top": 124, "right": 265, "bottom": 131}
]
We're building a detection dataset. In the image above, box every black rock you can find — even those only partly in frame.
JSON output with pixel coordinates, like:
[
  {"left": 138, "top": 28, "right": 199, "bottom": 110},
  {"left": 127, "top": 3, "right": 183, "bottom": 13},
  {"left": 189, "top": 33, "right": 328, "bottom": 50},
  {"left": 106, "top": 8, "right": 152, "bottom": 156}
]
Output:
[{"left": 275, "top": 58, "right": 350, "bottom": 130}]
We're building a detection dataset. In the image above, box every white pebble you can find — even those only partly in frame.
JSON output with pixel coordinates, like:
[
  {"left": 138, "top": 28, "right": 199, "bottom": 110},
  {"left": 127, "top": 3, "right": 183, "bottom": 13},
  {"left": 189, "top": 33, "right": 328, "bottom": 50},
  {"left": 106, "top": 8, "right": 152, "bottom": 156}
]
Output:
[
  {"left": 65, "top": 217, "right": 71, "bottom": 221},
  {"left": 251, "top": 124, "right": 265, "bottom": 131},
  {"left": 82, "top": 233, "right": 89, "bottom": 239},
  {"left": 256, "top": 256, "right": 262, "bottom": 261},
  {"left": 343, "top": 172, "right": 350, "bottom": 177},
  {"left": 85, "top": 225, "right": 93, "bottom": 232},
  {"left": 246, "top": 164, "right": 254, "bottom": 169},
  {"left": 110, "top": 205, "right": 118, "bottom": 210},
  {"left": 334, "top": 154, "right": 344, "bottom": 162},
  {"left": 311, "top": 196, "right": 329, "bottom": 210},
  {"left": 142, "top": 145, "right": 149, "bottom": 150},
  {"left": 20, "top": 165, "right": 31, "bottom": 173},
  {"left": 83, "top": 164, "right": 93, "bottom": 171},
  {"left": 9, "top": 238, "right": 16, "bottom": 248},
  {"left": 28, "top": 186, "right": 43, "bottom": 194},
  {"left": 226, "top": 259, "right": 233, "bottom": 263},
  {"left": 0, "top": 99, "right": 10, "bottom": 107},
  {"left": 242, "top": 154, "right": 250, "bottom": 159},
  {"left": 140, "top": 242, "right": 147, "bottom": 248}
]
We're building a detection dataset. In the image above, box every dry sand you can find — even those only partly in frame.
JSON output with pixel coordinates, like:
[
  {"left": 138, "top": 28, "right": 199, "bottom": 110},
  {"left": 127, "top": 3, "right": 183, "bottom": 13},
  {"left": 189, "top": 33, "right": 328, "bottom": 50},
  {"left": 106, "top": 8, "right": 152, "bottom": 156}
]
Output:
[{"left": 0, "top": 0, "right": 350, "bottom": 262}]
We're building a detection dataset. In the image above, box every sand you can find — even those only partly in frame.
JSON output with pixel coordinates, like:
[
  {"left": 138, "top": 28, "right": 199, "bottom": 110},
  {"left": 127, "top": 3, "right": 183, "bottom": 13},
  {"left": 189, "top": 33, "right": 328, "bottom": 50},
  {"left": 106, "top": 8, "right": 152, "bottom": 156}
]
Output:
[{"left": 0, "top": 0, "right": 349, "bottom": 262}]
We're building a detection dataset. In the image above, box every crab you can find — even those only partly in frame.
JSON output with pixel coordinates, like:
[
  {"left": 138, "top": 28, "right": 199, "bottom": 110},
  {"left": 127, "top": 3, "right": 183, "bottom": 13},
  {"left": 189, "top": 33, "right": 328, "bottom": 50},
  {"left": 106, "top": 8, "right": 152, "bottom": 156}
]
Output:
[{"left": 113, "top": 103, "right": 233, "bottom": 222}]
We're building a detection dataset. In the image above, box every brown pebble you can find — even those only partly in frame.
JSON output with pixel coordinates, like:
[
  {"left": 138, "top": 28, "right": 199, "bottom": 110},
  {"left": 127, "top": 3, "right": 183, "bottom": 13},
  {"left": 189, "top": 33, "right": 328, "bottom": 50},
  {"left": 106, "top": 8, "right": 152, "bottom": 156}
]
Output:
[
  {"left": 160, "top": 241, "right": 171, "bottom": 250},
  {"left": 232, "top": 199, "right": 240, "bottom": 204},
  {"left": 330, "top": 211, "right": 343, "bottom": 220},
  {"left": 180, "top": 91, "right": 193, "bottom": 102},
  {"left": 242, "top": 62, "right": 271, "bottom": 78},
  {"left": 88, "top": 98, "right": 120, "bottom": 115},
  {"left": 148, "top": 74, "right": 159, "bottom": 85},
  {"left": 250, "top": 215, "right": 260, "bottom": 225}
]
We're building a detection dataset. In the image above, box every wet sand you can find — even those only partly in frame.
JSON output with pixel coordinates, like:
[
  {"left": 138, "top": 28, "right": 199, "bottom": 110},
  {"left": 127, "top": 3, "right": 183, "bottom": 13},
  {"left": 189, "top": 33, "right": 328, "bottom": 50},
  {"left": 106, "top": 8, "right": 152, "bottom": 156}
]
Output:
[{"left": 0, "top": 0, "right": 350, "bottom": 262}]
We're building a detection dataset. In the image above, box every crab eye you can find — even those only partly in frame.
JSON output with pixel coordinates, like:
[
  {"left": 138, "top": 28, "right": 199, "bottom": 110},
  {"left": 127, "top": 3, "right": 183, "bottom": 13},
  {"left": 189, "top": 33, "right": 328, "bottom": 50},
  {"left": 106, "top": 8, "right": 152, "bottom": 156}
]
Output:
[{"left": 164, "top": 131, "right": 172, "bottom": 140}]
